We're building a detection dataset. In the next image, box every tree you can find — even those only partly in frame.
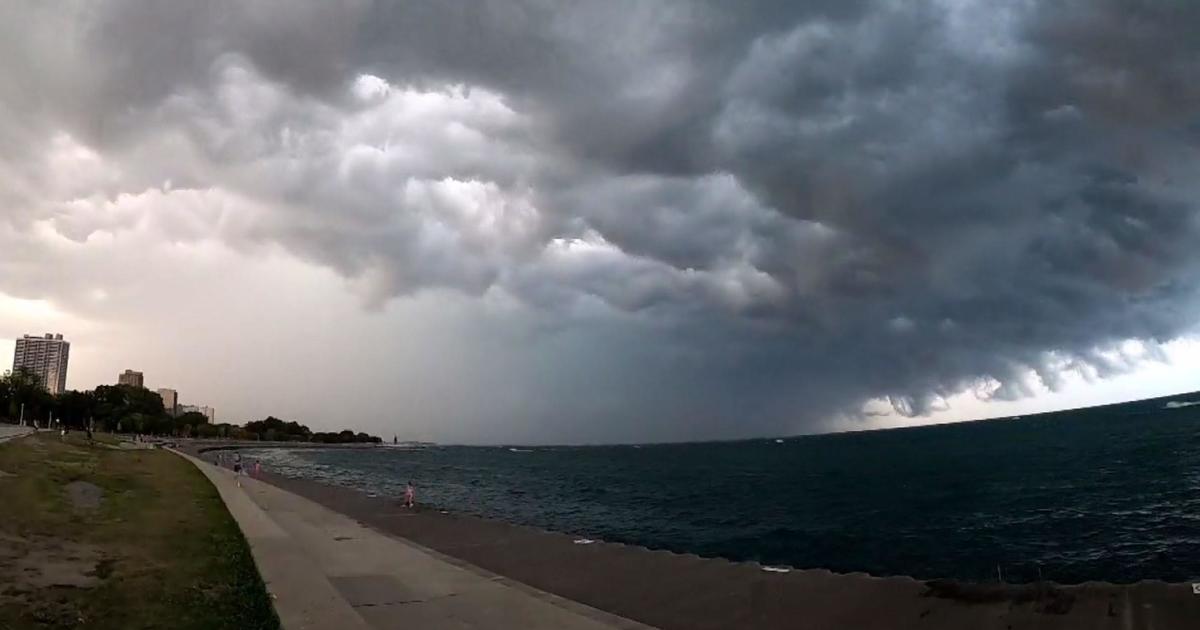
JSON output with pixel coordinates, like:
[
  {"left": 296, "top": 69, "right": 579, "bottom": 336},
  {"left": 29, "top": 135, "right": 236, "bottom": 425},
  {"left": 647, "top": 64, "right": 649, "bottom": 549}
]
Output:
[
  {"left": 244, "top": 416, "right": 312, "bottom": 441},
  {"left": 2, "top": 369, "right": 49, "bottom": 421},
  {"left": 176, "top": 411, "right": 209, "bottom": 430},
  {"left": 195, "top": 423, "right": 220, "bottom": 439},
  {"left": 90, "top": 384, "right": 170, "bottom": 433},
  {"left": 0, "top": 375, "right": 9, "bottom": 421},
  {"left": 53, "top": 390, "right": 96, "bottom": 429}
]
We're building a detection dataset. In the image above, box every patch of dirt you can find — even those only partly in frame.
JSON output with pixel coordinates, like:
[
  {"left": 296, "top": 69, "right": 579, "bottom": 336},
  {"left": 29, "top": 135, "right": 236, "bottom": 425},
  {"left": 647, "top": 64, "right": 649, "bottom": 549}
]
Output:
[
  {"left": 0, "top": 469, "right": 14, "bottom": 478},
  {"left": 18, "top": 548, "right": 105, "bottom": 588},
  {"left": 65, "top": 480, "right": 104, "bottom": 510},
  {"left": 0, "top": 535, "right": 106, "bottom": 593}
]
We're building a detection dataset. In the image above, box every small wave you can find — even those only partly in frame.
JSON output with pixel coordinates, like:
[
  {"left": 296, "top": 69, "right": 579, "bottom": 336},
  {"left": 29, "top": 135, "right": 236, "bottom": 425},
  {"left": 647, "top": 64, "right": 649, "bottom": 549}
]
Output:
[
  {"left": 236, "top": 408, "right": 1200, "bottom": 585},
  {"left": 1164, "top": 401, "right": 1200, "bottom": 409}
]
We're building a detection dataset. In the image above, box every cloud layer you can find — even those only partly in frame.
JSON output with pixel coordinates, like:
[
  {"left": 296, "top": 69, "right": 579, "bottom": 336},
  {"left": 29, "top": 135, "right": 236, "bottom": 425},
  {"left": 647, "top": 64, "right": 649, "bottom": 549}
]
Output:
[{"left": 2, "top": 0, "right": 1199, "bottom": 440}]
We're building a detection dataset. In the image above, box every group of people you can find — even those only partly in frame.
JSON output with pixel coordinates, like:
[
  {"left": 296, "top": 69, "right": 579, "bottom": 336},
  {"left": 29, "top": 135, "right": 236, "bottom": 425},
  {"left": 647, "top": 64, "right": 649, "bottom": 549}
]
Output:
[
  {"left": 215, "top": 451, "right": 261, "bottom": 487},
  {"left": 56, "top": 425, "right": 95, "bottom": 442},
  {"left": 212, "top": 450, "right": 418, "bottom": 509}
]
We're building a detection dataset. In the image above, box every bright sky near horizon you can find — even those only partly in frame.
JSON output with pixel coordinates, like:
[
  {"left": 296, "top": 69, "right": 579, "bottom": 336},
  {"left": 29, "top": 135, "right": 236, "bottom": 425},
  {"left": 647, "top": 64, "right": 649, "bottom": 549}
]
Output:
[{"left": 2, "top": 1, "right": 1199, "bottom": 444}]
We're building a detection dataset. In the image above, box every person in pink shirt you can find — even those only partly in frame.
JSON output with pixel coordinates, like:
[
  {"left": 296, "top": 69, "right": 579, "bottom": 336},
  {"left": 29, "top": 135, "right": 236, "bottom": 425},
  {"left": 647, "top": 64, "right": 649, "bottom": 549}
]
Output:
[{"left": 403, "top": 481, "right": 415, "bottom": 508}]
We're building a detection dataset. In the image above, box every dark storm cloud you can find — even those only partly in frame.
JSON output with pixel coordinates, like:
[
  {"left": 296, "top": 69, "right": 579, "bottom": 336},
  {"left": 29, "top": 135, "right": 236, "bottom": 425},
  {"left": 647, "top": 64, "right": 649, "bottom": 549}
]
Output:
[{"left": 3, "top": 0, "right": 1200, "bottom": 438}]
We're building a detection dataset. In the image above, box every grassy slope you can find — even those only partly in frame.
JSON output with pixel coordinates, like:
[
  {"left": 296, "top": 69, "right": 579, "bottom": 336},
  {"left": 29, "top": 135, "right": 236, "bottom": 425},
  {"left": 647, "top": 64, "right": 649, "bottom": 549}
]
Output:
[{"left": 0, "top": 433, "right": 278, "bottom": 630}]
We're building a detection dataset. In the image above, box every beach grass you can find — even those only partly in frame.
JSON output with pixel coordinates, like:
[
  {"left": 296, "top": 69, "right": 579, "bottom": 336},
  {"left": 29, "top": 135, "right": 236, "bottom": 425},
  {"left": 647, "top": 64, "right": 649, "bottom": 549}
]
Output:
[{"left": 0, "top": 432, "right": 278, "bottom": 629}]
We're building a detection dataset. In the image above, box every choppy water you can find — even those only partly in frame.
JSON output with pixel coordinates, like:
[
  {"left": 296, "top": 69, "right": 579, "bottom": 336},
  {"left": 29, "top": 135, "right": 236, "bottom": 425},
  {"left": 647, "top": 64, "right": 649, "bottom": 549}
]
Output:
[{"left": 245, "top": 392, "right": 1200, "bottom": 584}]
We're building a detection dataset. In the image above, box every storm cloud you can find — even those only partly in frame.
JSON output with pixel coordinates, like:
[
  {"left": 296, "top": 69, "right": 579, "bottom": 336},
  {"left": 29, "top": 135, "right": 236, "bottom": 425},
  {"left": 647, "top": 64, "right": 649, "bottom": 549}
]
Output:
[{"left": 1, "top": 0, "right": 1199, "bottom": 441}]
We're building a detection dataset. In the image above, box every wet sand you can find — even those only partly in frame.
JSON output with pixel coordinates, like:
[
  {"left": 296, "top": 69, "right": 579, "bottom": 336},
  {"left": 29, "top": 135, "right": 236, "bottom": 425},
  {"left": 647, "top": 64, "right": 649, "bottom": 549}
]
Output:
[{"left": 193, "top": 448, "right": 1200, "bottom": 629}]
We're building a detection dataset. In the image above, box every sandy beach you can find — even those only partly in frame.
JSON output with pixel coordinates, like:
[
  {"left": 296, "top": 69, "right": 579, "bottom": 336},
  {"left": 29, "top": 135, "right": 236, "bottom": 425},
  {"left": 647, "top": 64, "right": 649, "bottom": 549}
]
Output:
[{"left": 191, "top": 446, "right": 1200, "bottom": 630}]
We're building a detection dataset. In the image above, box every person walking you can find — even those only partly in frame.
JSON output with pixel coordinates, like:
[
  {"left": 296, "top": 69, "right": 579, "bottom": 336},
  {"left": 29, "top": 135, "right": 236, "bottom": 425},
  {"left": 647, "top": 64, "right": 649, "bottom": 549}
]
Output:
[{"left": 403, "top": 481, "right": 415, "bottom": 509}]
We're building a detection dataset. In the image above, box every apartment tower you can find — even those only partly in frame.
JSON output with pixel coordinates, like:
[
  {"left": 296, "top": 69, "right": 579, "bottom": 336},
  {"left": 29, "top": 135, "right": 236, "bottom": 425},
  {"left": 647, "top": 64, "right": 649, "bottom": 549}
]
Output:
[
  {"left": 118, "top": 369, "right": 144, "bottom": 388},
  {"left": 12, "top": 333, "right": 70, "bottom": 394},
  {"left": 157, "top": 388, "right": 178, "bottom": 416}
]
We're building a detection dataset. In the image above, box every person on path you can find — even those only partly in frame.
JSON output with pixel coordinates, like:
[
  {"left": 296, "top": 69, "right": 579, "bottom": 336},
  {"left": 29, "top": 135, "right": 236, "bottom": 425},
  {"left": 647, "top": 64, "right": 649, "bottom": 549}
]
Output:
[
  {"left": 403, "top": 481, "right": 415, "bottom": 509},
  {"left": 254, "top": 460, "right": 262, "bottom": 477},
  {"left": 233, "top": 453, "right": 243, "bottom": 487}
]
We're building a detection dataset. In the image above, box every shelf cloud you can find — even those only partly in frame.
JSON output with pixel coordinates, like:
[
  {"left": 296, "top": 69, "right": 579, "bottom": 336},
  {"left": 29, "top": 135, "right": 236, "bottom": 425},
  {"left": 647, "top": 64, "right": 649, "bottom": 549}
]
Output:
[{"left": 1, "top": 0, "right": 1198, "bottom": 441}]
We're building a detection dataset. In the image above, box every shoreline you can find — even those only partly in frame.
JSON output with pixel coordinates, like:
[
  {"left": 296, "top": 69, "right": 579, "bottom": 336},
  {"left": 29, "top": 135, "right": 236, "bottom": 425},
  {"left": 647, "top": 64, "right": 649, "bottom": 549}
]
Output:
[
  {"left": 199, "top": 441, "right": 1186, "bottom": 589},
  {"left": 187, "top": 444, "right": 1200, "bottom": 629}
]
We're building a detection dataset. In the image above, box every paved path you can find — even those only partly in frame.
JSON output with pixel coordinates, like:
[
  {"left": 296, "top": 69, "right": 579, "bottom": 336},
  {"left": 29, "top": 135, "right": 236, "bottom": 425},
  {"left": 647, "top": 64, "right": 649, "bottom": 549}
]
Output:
[
  {"left": 0, "top": 424, "right": 32, "bottom": 444},
  {"left": 173, "top": 450, "right": 652, "bottom": 630}
]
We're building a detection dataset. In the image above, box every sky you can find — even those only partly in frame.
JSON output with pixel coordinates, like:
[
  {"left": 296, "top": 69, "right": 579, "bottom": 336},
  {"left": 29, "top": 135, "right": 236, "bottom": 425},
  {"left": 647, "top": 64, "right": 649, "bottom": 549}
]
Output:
[{"left": 1, "top": 0, "right": 1199, "bottom": 444}]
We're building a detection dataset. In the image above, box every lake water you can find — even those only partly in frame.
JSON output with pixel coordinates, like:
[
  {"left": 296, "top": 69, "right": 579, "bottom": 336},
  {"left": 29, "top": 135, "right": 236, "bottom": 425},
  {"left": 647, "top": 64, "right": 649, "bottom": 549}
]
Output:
[{"left": 245, "top": 391, "right": 1200, "bottom": 584}]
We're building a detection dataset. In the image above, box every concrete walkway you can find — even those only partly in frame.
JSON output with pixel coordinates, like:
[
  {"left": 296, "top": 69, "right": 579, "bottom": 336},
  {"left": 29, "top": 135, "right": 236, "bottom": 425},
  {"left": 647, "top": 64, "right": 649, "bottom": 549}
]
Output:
[
  {"left": 173, "top": 450, "right": 653, "bottom": 630},
  {"left": 0, "top": 424, "right": 33, "bottom": 444}
]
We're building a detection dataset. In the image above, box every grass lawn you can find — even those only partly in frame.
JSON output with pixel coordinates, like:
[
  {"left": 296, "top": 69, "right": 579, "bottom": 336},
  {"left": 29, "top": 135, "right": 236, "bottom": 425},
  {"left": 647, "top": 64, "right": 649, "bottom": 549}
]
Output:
[
  {"left": 0, "top": 433, "right": 278, "bottom": 630},
  {"left": 89, "top": 433, "right": 120, "bottom": 446}
]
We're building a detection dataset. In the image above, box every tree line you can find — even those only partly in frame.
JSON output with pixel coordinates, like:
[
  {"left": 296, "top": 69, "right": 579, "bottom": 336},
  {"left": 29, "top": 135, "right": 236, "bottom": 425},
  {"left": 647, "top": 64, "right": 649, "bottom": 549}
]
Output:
[
  {"left": 0, "top": 368, "right": 380, "bottom": 443},
  {"left": 243, "top": 416, "right": 381, "bottom": 443}
]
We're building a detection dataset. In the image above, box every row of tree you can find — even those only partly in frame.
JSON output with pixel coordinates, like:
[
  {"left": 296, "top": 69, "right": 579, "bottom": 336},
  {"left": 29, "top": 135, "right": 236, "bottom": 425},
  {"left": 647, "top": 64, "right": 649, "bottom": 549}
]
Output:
[
  {"left": 242, "top": 415, "right": 380, "bottom": 443},
  {"left": 0, "top": 369, "right": 381, "bottom": 443}
]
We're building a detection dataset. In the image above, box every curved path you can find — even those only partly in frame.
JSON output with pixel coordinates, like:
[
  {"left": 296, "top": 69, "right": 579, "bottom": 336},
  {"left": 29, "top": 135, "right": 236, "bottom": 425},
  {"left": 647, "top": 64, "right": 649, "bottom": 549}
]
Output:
[{"left": 172, "top": 449, "right": 653, "bottom": 630}]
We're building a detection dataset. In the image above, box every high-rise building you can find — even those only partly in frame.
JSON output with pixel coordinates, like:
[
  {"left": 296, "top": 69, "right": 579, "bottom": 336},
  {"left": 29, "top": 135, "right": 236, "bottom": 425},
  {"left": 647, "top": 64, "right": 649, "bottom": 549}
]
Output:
[
  {"left": 12, "top": 333, "right": 70, "bottom": 394},
  {"left": 157, "top": 388, "right": 178, "bottom": 416},
  {"left": 118, "top": 370, "right": 144, "bottom": 388}
]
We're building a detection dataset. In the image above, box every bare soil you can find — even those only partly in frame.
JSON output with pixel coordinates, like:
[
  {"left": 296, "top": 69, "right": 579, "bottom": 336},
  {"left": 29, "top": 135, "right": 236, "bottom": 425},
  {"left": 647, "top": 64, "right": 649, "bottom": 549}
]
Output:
[
  {"left": 0, "top": 534, "right": 105, "bottom": 591},
  {"left": 64, "top": 480, "right": 104, "bottom": 510}
]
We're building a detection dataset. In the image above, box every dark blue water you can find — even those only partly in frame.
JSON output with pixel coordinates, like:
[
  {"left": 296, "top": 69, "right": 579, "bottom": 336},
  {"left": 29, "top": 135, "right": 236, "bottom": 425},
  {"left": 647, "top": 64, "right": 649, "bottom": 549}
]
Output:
[{"left": 246, "top": 392, "right": 1200, "bottom": 584}]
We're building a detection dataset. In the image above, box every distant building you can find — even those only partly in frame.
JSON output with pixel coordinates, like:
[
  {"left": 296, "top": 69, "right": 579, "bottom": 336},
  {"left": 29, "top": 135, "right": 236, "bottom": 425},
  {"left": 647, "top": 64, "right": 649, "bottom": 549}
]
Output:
[
  {"left": 12, "top": 333, "right": 70, "bottom": 394},
  {"left": 178, "top": 404, "right": 216, "bottom": 423},
  {"left": 157, "top": 388, "right": 178, "bottom": 416},
  {"left": 117, "top": 369, "right": 144, "bottom": 388}
]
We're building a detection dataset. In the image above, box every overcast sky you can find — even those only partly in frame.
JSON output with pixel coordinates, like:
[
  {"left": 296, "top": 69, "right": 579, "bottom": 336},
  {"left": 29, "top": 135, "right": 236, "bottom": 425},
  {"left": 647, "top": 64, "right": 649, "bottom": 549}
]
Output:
[{"left": 2, "top": 0, "right": 1198, "bottom": 444}]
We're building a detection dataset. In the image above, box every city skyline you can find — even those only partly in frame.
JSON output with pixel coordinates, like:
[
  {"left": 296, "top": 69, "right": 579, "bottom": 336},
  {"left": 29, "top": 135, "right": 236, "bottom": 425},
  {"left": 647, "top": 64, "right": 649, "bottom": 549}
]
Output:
[
  {"left": 6, "top": 331, "right": 221, "bottom": 424},
  {"left": 1, "top": 2, "right": 1199, "bottom": 444}
]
